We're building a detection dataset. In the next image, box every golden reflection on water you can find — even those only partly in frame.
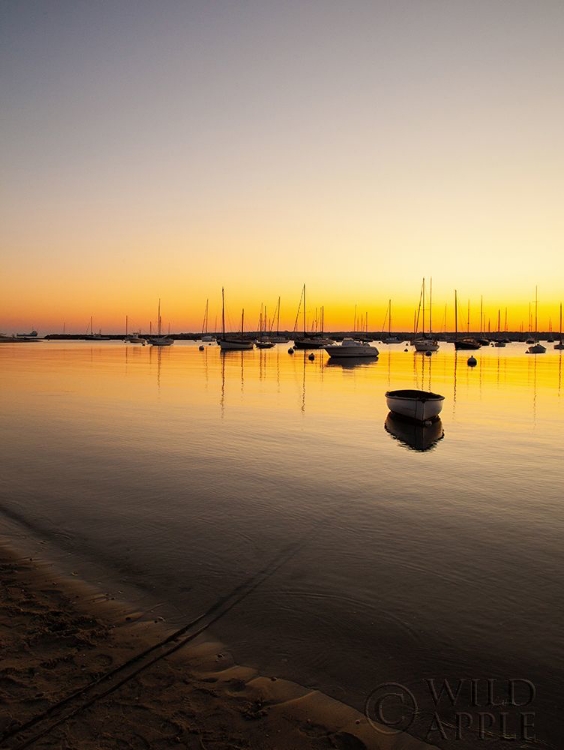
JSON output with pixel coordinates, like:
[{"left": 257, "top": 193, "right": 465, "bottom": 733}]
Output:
[{"left": 2, "top": 341, "right": 562, "bottom": 429}]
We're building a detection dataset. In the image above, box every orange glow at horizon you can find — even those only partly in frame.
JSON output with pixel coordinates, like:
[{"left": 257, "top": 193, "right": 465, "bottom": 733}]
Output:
[
  {"left": 3, "top": 282, "right": 563, "bottom": 336},
  {"left": 2, "top": 5, "right": 563, "bottom": 336}
]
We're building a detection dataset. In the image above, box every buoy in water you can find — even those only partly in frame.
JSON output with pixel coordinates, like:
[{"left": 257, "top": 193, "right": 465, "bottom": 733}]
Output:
[
  {"left": 425, "top": 350, "right": 432, "bottom": 357},
  {"left": 288, "top": 347, "right": 294, "bottom": 354},
  {"left": 467, "top": 356, "right": 477, "bottom": 367},
  {"left": 308, "top": 353, "right": 315, "bottom": 361},
  {"left": 199, "top": 345, "right": 204, "bottom": 351},
  {"left": 404, "top": 348, "right": 408, "bottom": 352}
]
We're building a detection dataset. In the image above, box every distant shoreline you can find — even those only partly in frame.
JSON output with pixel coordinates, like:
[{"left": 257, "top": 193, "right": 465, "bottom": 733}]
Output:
[{"left": 32, "top": 332, "right": 560, "bottom": 343}]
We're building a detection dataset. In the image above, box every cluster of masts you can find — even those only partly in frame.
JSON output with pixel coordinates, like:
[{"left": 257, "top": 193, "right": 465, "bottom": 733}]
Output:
[{"left": 20, "top": 283, "right": 562, "bottom": 353}]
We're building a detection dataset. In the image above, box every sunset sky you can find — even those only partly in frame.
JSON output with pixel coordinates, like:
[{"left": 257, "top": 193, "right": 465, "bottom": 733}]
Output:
[{"left": 1, "top": 1, "right": 563, "bottom": 334}]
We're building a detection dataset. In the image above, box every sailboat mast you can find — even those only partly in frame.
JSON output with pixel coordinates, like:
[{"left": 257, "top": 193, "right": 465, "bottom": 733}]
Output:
[
  {"left": 157, "top": 299, "right": 161, "bottom": 336},
  {"left": 388, "top": 300, "right": 391, "bottom": 336},
  {"left": 125, "top": 315, "right": 128, "bottom": 337},
  {"left": 241, "top": 308, "right": 244, "bottom": 336},
  {"left": 422, "top": 278, "right": 426, "bottom": 336},
  {"left": 221, "top": 288, "right": 225, "bottom": 337},
  {"left": 535, "top": 286, "right": 538, "bottom": 336},
  {"left": 429, "top": 278, "right": 433, "bottom": 337},
  {"left": 277, "top": 296, "right": 281, "bottom": 335},
  {"left": 454, "top": 290, "right": 458, "bottom": 340},
  {"left": 303, "top": 285, "right": 306, "bottom": 336}
]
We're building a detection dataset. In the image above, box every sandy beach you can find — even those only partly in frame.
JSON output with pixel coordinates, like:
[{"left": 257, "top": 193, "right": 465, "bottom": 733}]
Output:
[{"left": 0, "top": 543, "right": 436, "bottom": 750}]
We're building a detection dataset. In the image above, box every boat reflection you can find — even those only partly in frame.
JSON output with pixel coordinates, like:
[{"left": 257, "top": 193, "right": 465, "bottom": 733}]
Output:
[
  {"left": 384, "top": 412, "right": 444, "bottom": 452},
  {"left": 325, "top": 356, "right": 379, "bottom": 369}
]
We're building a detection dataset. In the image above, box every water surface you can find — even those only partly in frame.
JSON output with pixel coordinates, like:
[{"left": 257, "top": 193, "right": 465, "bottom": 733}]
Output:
[{"left": 1, "top": 341, "right": 562, "bottom": 748}]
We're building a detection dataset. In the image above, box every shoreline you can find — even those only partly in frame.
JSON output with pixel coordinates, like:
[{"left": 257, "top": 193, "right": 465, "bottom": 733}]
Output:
[{"left": 0, "top": 540, "right": 435, "bottom": 750}]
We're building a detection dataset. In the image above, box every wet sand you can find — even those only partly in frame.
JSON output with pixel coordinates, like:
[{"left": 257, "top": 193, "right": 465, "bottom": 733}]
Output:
[{"left": 0, "top": 544, "right": 435, "bottom": 750}]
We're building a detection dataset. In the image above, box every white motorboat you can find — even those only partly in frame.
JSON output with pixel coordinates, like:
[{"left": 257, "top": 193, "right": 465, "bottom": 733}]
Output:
[
  {"left": 324, "top": 338, "right": 379, "bottom": 358},
  {"left": 385, "top": 389, "right": 445, "bottom": 423}
]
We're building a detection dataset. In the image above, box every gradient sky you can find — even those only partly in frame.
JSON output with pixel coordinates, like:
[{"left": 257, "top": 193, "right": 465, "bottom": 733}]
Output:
[{"left": 1, "top": 1, "right": 563, "bottom": 333}]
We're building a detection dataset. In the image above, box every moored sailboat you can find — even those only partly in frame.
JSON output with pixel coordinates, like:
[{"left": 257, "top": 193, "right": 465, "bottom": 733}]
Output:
[
  {"left": 382, "top": 300, "right": 403, "bottom": 344},
  {"left": 412, "top": 279, "right": 439, "bottom": 352},
  {"left": 554, "top": 303, "right": 564, "bottom": 350},
  {"left": 255, "top": 304, "right": 275, "bottom": 348},
  {"left": 453, "top": 290, "right": 481, "bottom": 350},
  {"left": 217, "top": 289, "right": 254, "bottom": 351},
  {"left": 200, "top": 299, "right": 216, "bottom": 342},
  {"left": 269, "top": 297, "right": 289, "bottom": 343},
  {"left": 526, "top": 287, "right": 546, "bottom": 354},
  {"left": 123, "top": 315, "right": 145, "bottom": 344},
  {"left": 293, "top": 285, "right": 333, "bottom": 349},
  {"left": 148, "top": 300, "right": 174, "bottom": 346}
]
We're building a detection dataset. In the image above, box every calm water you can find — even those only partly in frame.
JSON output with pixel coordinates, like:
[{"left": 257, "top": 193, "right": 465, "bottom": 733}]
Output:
[{"left": 1, "top": 341, "right": 563, "bottom": 748}]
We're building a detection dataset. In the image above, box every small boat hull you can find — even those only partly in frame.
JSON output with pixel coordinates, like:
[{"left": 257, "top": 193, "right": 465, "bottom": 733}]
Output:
[
  {"left": 218, "top": 339, "right": 254, "bottom": 351},
  {"left": 294, "top": 337, "right": 334, "bottom": 349},
  {"left": 385, "top": 389, "right": 444, "bottom": 423},
  {"left": 413, "top": 339, "right": 439, "bottom": 352},
  {"left": 325, "top": 346, "right": 379, "bottom": 358},
  {"left": 454, "top": 339, "right": 481, "bottom": 350},
  {"left": 526, "top": 343, "right": 546, "bottom": 354}
]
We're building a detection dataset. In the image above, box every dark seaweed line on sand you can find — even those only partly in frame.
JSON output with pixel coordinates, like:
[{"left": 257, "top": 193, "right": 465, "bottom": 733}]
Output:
[{"left": 1, "top": 538, "right": 305, "bottom": 750}]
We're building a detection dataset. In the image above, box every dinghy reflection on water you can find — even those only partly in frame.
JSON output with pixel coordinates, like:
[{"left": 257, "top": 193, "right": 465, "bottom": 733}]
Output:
[
  {"left": 325, "top": 356, "right": 379, "bottom": 369},
  {"left": 385, "top": 412, "right": 444, "bottom": 452}
]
